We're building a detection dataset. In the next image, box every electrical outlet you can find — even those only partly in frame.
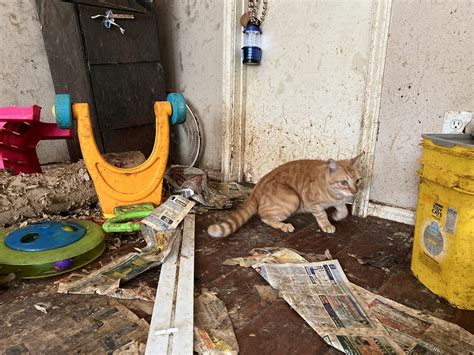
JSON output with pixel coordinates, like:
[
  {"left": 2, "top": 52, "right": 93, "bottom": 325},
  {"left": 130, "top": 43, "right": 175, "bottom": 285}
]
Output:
[{"left": 441, "top": 111, "right": 472, "bottom": 134}]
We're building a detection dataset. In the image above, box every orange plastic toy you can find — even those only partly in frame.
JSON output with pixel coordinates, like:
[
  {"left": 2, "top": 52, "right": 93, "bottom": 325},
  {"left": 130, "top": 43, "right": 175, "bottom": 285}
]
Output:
[{"left": 53, "top": 94, "right": 186, "bottom": 217}]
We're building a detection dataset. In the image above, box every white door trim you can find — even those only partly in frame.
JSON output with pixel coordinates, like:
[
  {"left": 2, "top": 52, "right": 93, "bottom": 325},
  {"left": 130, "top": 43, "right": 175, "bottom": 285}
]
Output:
[
  {"left": 221, "top": 0, "right": 246, "bottom": 182},
  {"left": 368, "top": 202, "right": 416, "bottom": 225},
  {"left": 353, "top": 0, "right": 393, "bottom": 217}
]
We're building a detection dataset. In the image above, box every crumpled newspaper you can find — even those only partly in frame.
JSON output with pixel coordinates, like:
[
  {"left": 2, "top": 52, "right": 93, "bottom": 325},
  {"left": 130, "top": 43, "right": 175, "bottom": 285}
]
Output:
[{"left": 165, "top": 165, "right": 252, "bottom": 209}]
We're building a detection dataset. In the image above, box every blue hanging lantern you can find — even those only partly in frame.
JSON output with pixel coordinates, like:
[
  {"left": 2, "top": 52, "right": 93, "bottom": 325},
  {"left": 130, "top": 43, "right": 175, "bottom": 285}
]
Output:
[{"left": 242, "top": 19, "right": 262, "bottom": 65}]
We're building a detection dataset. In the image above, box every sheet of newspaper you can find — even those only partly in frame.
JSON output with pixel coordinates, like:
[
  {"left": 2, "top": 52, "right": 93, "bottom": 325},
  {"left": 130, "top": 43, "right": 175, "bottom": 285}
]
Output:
[
  {"left": 194, "top": 291, "right": 239, "bottom": 355},
  {"left": 142, "top": 195, "right": 195, "bottom": 231},
  {"left": 253, "top": 260, "right": 474, "bottom": 354},
  {"left": 58, "top": 195, "right": 195, "bottom": 299},
  {"left": 57, "top": 227, "right": 181, "bottom": 298}
]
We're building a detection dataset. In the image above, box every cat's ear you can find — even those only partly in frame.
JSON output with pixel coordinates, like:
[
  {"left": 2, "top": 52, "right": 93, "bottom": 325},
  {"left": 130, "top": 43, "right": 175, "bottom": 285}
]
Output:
[
  {"left": 327, "top": 159, "right": 338, "bottom": 173},
  {"left": 351, "top": 153, "right": 364, "bottom": 168}
]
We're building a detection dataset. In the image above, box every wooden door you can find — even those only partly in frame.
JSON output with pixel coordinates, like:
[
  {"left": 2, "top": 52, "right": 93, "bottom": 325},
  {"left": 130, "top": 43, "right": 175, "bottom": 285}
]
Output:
[{"left": 37, "top": 0, "right": 166, "bottom": 160}]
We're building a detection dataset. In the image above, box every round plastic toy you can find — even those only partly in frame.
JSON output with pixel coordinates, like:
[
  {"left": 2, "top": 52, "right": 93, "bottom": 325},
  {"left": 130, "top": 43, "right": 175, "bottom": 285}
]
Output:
[
  {"left": 0, "top": 220, "right": 105, "bottom": 279},
  {"left": 167, "top": 93, "right": 187, "bottom": 125},
  {"left": 53, "top": 94, "right": 73, "bottom": 129}
]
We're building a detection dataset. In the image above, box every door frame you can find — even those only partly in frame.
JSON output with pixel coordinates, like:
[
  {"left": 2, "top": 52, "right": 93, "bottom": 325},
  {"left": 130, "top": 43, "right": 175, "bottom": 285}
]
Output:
[
  {"left": 221, "top": 0, "right": 393, "bottom": 219},
  {"left": 353, "top": 0, "right": 393, "bottom": 218},
  {"left": 221, "top": 0, "right": 246, "bottom": 183}
]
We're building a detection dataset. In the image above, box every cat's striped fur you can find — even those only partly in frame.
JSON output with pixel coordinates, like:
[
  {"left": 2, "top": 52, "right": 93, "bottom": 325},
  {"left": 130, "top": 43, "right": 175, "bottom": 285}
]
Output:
[{"left": 207, "top": 155, "right": 363, "bottom": 238}]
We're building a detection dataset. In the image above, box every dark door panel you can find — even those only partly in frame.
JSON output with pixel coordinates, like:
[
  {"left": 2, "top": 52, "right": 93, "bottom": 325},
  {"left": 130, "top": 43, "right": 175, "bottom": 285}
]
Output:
[
  {"left": 78, "top": 4, "right": 161, "bottom": 64},
  {"left": 102, "top": 124, "right": 157, "bottom": 156},
  {"left": 90, "top": 62, "right": 166, "bottom": 131}
]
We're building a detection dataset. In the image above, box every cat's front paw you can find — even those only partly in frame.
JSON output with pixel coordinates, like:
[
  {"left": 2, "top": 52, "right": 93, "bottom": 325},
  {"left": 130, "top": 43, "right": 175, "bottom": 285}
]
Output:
[
  {"left": 281, "top": 223, "right": 295, "bottom": 233},
  {"left": 321, "top": 224, "right": 336, "bottom": 233}
]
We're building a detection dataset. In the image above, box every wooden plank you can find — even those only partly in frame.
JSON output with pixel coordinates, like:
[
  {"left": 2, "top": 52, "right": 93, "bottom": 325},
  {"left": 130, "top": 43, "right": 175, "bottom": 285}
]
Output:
[
  {"left": 145, "top": 214, "right": 195, "bottom": 355},
  {"left": 171, "top": 214, "right": 195, "bottom": 354},
  {"left": 146, "top": 232, "right": 181, "bottom": 354},
  {"left": 35, "top": 0, "right": 104, "bottom": 159}
]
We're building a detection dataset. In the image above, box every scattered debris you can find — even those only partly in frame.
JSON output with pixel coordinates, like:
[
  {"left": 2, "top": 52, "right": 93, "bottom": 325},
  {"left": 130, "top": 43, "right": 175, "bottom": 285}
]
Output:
[
  {"left": 348, "top": 251, "right": 398, "bottom": 272},
  {"left": 113, "top": 341, "right": 146, "bottom": 355},
  {"left": 33, "top": 302, "right": 50, "bottom": 314},
  {"left": 142, "top": 195, "right": 195, "bottom": 231},
  {"left": 0, "top": 273, "right": 16, "bottom": 289},
  {"left": 222, "top": 247, "right": 307, "bottom": 268},
  {"left": 0, "top": 301, "right": 149, "bottom": 353},
  {"left": 57, "top": 227, "right": 181, "bottom": 299},
  {"left": 301, "top": 249, "right": 333, "bottom": 262},
  {"left": 0, "top": 151, "right": 145, "bottom": 227},
  {"left": 252, "top": 255, "right": 474, "bottom": 354},
  {"left": 58, "top": 195, "right": 196, "bottom": 300},
  {"left": 165, "top": 165, "right": 252, "bottom": 209},
  {"left": 194, "top": 290, "right": 239, "bottom": 354}
]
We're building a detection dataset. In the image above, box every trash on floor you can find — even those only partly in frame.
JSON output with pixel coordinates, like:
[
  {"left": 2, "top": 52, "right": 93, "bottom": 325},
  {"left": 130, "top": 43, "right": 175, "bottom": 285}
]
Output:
[
  {"left": 222, "top": 247, "right": 310, "bottom": 267},
  {"left": 0, "top": 151, "right": 145, "bottom": 227},
  {"left": 0, "top": 300, "right": 149, "bottom": 354},
  {"left": 194, "top": 290, "right": 239, "bottom": 355},
  {"left": 142, "top": 195, "right": 195, "bottom": 231},
  {"left": 248, "top": 252, "right": 474, "bottom": 354},
  {"left": 57, "top": 227, "right": 181, "bottom": 300},
  {"left": 165, "top": 165, "right": 252, "bottom": 209},
  {"left": 57, "top": 194, "right": 195, "bottom": 300}
]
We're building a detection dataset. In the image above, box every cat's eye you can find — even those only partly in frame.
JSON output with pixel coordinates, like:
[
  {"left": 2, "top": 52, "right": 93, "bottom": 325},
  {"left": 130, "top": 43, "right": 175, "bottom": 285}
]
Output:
[
  {"left": 356, "top": 178, "right": 362, "bottom": 185},
  {"left": 340, "top": 180, "right": 349, "bottom": 186}
]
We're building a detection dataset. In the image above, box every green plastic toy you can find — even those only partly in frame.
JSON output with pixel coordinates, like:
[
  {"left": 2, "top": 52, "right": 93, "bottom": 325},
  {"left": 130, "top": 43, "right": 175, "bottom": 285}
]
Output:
[{"left": 102, "top": 203, "right": 154, "bottom": 233}]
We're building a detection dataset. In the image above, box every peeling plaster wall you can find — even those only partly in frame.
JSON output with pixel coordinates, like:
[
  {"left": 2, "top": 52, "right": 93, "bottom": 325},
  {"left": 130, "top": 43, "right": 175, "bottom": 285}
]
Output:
[
  {"left": 156, "top": 0, "right": 223, "bottom": 170},
  {"left": 370, "top": 0, "right": 473, "bottom": 210},
  {"left": 243, "top": 1, "right": 374, "bottom": 182},
  {"left": 0, "top": 0, "right": 69, "bottom": 164}
]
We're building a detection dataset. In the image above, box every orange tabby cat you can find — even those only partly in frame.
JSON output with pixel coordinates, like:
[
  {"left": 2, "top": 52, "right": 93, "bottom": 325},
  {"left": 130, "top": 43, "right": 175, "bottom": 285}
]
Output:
[{"left": 208, "top": 154, "right": 363, "bottom": 238}]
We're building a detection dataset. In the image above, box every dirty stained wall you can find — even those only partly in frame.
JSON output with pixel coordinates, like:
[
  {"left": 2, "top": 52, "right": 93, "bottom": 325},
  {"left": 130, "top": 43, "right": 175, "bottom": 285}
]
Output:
[
  {"left": 156, "top": 0, "right": 223, "bottom": 171},
  {"left": 370, "top": 0, "right": 473, "bottom": 210},
  {"left": 0, "top": 0, "right": 69, "bottom": 164},
  {"left": 243, "top": 0, "right": 374, "bottom": 182}
]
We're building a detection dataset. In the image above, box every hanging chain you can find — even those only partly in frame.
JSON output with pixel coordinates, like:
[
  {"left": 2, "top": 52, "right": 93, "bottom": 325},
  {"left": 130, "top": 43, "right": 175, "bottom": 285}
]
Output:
[{"left": 247, "top": 0, "right": 268, "bottom": 24}]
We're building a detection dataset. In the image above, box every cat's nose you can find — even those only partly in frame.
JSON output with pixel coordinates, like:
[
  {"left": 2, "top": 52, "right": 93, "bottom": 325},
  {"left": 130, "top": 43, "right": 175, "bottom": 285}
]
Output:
[{"left": 349, "top": 185, "right": 358, "bottom": 194}]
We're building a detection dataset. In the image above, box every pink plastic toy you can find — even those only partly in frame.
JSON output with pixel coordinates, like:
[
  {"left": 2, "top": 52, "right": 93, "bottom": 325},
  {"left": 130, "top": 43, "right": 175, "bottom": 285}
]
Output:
[{"left": 0, "top": 105, "right": 73, "bottom": 175}]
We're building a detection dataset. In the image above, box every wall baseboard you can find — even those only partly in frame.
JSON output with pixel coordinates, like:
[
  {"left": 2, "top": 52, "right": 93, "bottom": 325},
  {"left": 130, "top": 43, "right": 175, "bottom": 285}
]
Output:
[{"left": 367, "top": 202, "right": 416, "bottom": 225}]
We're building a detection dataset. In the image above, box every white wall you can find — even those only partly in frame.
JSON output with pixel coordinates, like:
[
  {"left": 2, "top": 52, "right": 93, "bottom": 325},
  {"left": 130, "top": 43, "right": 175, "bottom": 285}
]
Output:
[
  {"left": 0, "top": 0, "right": 69, "bottom": 164},
  {"left": 243, "top": 0, "right": 374, "bottom": 181},
  {"left": 370, "top": 0, "right": 473, "bottom": 210},
  {"left": 156, "top": 0, "right": 224, "bottom": 171}
]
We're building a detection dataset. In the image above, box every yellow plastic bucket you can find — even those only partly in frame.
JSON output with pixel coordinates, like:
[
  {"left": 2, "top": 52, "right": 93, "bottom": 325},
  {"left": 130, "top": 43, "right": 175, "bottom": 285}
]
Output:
[{"left": 411, "top": 134, "right": 474, "bottom": 310}]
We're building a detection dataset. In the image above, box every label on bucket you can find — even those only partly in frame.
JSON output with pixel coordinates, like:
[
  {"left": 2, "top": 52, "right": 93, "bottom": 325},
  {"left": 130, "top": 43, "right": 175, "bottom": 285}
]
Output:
[
  {"left": 444, "top": 207, "right": 458, "bottom": 235},
  {"left": 423, "top": 221, "right": 444, "bottom": 257}
]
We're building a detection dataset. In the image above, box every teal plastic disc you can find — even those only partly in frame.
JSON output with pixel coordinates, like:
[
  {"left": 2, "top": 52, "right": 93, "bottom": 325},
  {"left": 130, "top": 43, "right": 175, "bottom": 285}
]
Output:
[
  {"left": 167, "top": 93, "right": 186, "bottom": 125},
  {"left": 54, "top": 94, "right": 73, "bottom": 129}
]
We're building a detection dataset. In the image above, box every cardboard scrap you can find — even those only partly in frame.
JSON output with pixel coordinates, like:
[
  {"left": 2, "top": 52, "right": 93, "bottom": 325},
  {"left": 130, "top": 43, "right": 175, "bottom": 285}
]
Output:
[{"left": 194, "top": 291, "right": 239, "bottom": 355}]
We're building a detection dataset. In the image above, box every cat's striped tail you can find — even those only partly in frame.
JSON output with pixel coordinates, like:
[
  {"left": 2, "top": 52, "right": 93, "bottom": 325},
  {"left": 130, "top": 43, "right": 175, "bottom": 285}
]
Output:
[{"left": 207, "top": 196, "right": 258, "bottom": 238}]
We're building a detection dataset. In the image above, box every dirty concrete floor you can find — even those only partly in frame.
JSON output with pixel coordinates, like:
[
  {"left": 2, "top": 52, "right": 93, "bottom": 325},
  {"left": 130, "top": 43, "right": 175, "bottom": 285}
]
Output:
[{"left": 0, "top": 210, "right": 472, "bottom": 354}]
